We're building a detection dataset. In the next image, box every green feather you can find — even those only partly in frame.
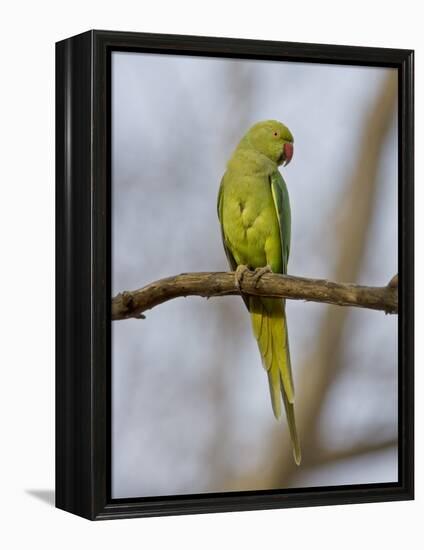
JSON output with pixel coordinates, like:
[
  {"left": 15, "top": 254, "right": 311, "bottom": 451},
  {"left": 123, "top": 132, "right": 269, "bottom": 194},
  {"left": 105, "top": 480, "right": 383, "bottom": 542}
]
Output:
[{"left": 270, "top": 170, "right": 291, "bottom": 273}]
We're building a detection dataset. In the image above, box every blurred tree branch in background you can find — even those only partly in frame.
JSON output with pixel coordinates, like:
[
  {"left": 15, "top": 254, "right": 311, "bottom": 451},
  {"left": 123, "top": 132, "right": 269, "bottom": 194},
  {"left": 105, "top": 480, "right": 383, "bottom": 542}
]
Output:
[
  {"left": 311, "top": 437, "right": 397, "bottom": 467},
  {"left": 221, "top": 71, "right": 398, "bottom": 492},
  {"left": 111, "top": 271, "right": 398, "bottom": 320},
  {"left": 278, "top": 71, "right": 399, "bottom": 485}
]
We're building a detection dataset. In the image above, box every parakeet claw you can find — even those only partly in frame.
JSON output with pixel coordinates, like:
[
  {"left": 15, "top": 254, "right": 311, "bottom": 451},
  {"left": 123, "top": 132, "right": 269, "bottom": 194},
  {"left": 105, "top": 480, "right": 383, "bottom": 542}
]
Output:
[
  {"left": 234, "top": 264, "right": 250, "bottom": 291},
  {"left": 252, "top": 265, "right": 273, "bottom": 288}
]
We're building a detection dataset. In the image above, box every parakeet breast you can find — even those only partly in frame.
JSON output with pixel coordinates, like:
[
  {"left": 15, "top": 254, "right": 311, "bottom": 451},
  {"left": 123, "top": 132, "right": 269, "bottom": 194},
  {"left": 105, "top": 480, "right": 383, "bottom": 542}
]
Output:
[{"left": 221, "top": 172, "right": 282, "bottom": 273}]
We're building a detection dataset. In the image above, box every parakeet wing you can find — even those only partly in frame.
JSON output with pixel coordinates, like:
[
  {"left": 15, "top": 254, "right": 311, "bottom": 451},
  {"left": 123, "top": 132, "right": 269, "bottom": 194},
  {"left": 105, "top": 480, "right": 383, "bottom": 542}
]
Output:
[
  {"left": 268, "top": 170, "right": 299, "bottom": 463},
  {"left": 217, "top": 176, "right": 238, "bottom": 271},
  {"left": 270, "top": 170, "right": 291, "bottom": 274}
]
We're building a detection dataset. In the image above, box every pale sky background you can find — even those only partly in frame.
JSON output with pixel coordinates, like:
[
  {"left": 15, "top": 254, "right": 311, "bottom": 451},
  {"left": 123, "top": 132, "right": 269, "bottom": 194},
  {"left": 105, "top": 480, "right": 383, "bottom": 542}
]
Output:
[{"left": 111, "top": 51, "right": 398, "bottom": 498}]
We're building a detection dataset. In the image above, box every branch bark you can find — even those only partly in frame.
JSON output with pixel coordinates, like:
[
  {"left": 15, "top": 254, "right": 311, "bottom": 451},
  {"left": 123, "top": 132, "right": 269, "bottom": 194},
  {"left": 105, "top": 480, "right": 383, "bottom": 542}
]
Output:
[{"left": 111, "top": 271, "right": 398, "bottom": 320}]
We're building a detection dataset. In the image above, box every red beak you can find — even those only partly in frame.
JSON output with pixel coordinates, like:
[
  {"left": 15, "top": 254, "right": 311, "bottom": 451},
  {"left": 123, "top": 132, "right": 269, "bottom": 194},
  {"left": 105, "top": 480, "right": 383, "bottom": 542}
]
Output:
[{"left": 283, "top": 142, "right": 294, "bottom": 166}]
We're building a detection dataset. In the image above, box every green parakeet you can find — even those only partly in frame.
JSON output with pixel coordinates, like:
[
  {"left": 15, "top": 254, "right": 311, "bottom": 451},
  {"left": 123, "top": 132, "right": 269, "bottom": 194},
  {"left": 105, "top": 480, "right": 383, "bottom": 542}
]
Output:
[{"left": 217, "top": 120, "right": 301, "bottom": 465}]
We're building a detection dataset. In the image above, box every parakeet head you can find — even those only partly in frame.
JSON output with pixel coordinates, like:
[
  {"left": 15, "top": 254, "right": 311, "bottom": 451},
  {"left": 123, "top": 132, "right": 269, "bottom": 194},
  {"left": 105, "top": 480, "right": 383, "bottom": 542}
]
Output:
[{"left": 243, "top": 120, "right": 294, "bottom": 166}]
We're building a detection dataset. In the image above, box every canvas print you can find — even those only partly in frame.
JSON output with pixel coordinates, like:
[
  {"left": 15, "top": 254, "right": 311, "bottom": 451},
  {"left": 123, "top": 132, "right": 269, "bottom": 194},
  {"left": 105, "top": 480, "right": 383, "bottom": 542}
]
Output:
[{"left": 111, "top": 52, "right": 398, "bottom": 499}]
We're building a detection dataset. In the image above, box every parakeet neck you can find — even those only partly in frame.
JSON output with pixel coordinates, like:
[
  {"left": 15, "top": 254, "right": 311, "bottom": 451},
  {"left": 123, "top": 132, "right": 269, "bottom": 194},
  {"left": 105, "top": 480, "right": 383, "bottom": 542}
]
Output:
[{"left": 227, "top": 142, "right": 277, "bottom": 176}]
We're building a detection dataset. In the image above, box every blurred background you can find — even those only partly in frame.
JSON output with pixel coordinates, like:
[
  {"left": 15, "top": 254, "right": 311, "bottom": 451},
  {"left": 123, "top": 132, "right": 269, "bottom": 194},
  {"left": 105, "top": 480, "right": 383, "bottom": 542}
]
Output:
[{"left": 111, "top": 52, "right": 398, "bottom": 498}]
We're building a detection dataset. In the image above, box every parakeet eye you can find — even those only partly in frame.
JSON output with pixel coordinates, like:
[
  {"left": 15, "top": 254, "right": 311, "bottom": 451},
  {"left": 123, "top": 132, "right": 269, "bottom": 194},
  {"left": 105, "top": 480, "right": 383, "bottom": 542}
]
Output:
[{"left": 273, "top": 132, "right": 278, "bottom": 137}]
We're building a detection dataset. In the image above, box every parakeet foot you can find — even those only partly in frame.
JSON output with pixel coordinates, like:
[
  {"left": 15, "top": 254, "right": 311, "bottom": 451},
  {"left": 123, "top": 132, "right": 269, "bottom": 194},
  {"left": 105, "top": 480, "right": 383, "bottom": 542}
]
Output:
[
  {"left": 234, "top": 264, "right": 250, "bottom": 291},
  {"left": 252, "top": 265, "right": 273, "bottom": 288}
]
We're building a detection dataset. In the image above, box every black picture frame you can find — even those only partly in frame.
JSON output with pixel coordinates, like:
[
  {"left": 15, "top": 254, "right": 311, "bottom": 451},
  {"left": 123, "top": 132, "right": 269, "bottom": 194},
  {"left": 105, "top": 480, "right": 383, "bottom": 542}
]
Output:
[{"left": 56, "top": 29, "right": 414, "bottom": 520}]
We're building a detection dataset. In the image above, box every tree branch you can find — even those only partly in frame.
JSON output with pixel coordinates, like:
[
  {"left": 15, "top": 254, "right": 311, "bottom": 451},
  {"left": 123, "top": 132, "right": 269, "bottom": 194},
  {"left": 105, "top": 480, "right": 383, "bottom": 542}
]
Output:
[{"left": 112, "top": 271, "right": 398, "bottom": 320}]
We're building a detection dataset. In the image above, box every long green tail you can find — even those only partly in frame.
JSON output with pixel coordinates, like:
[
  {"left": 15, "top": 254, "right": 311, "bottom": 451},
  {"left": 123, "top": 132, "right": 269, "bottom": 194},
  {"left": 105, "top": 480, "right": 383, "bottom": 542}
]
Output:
[{"left": 250, "top": 296, "right": 301, "bottom": 465}]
